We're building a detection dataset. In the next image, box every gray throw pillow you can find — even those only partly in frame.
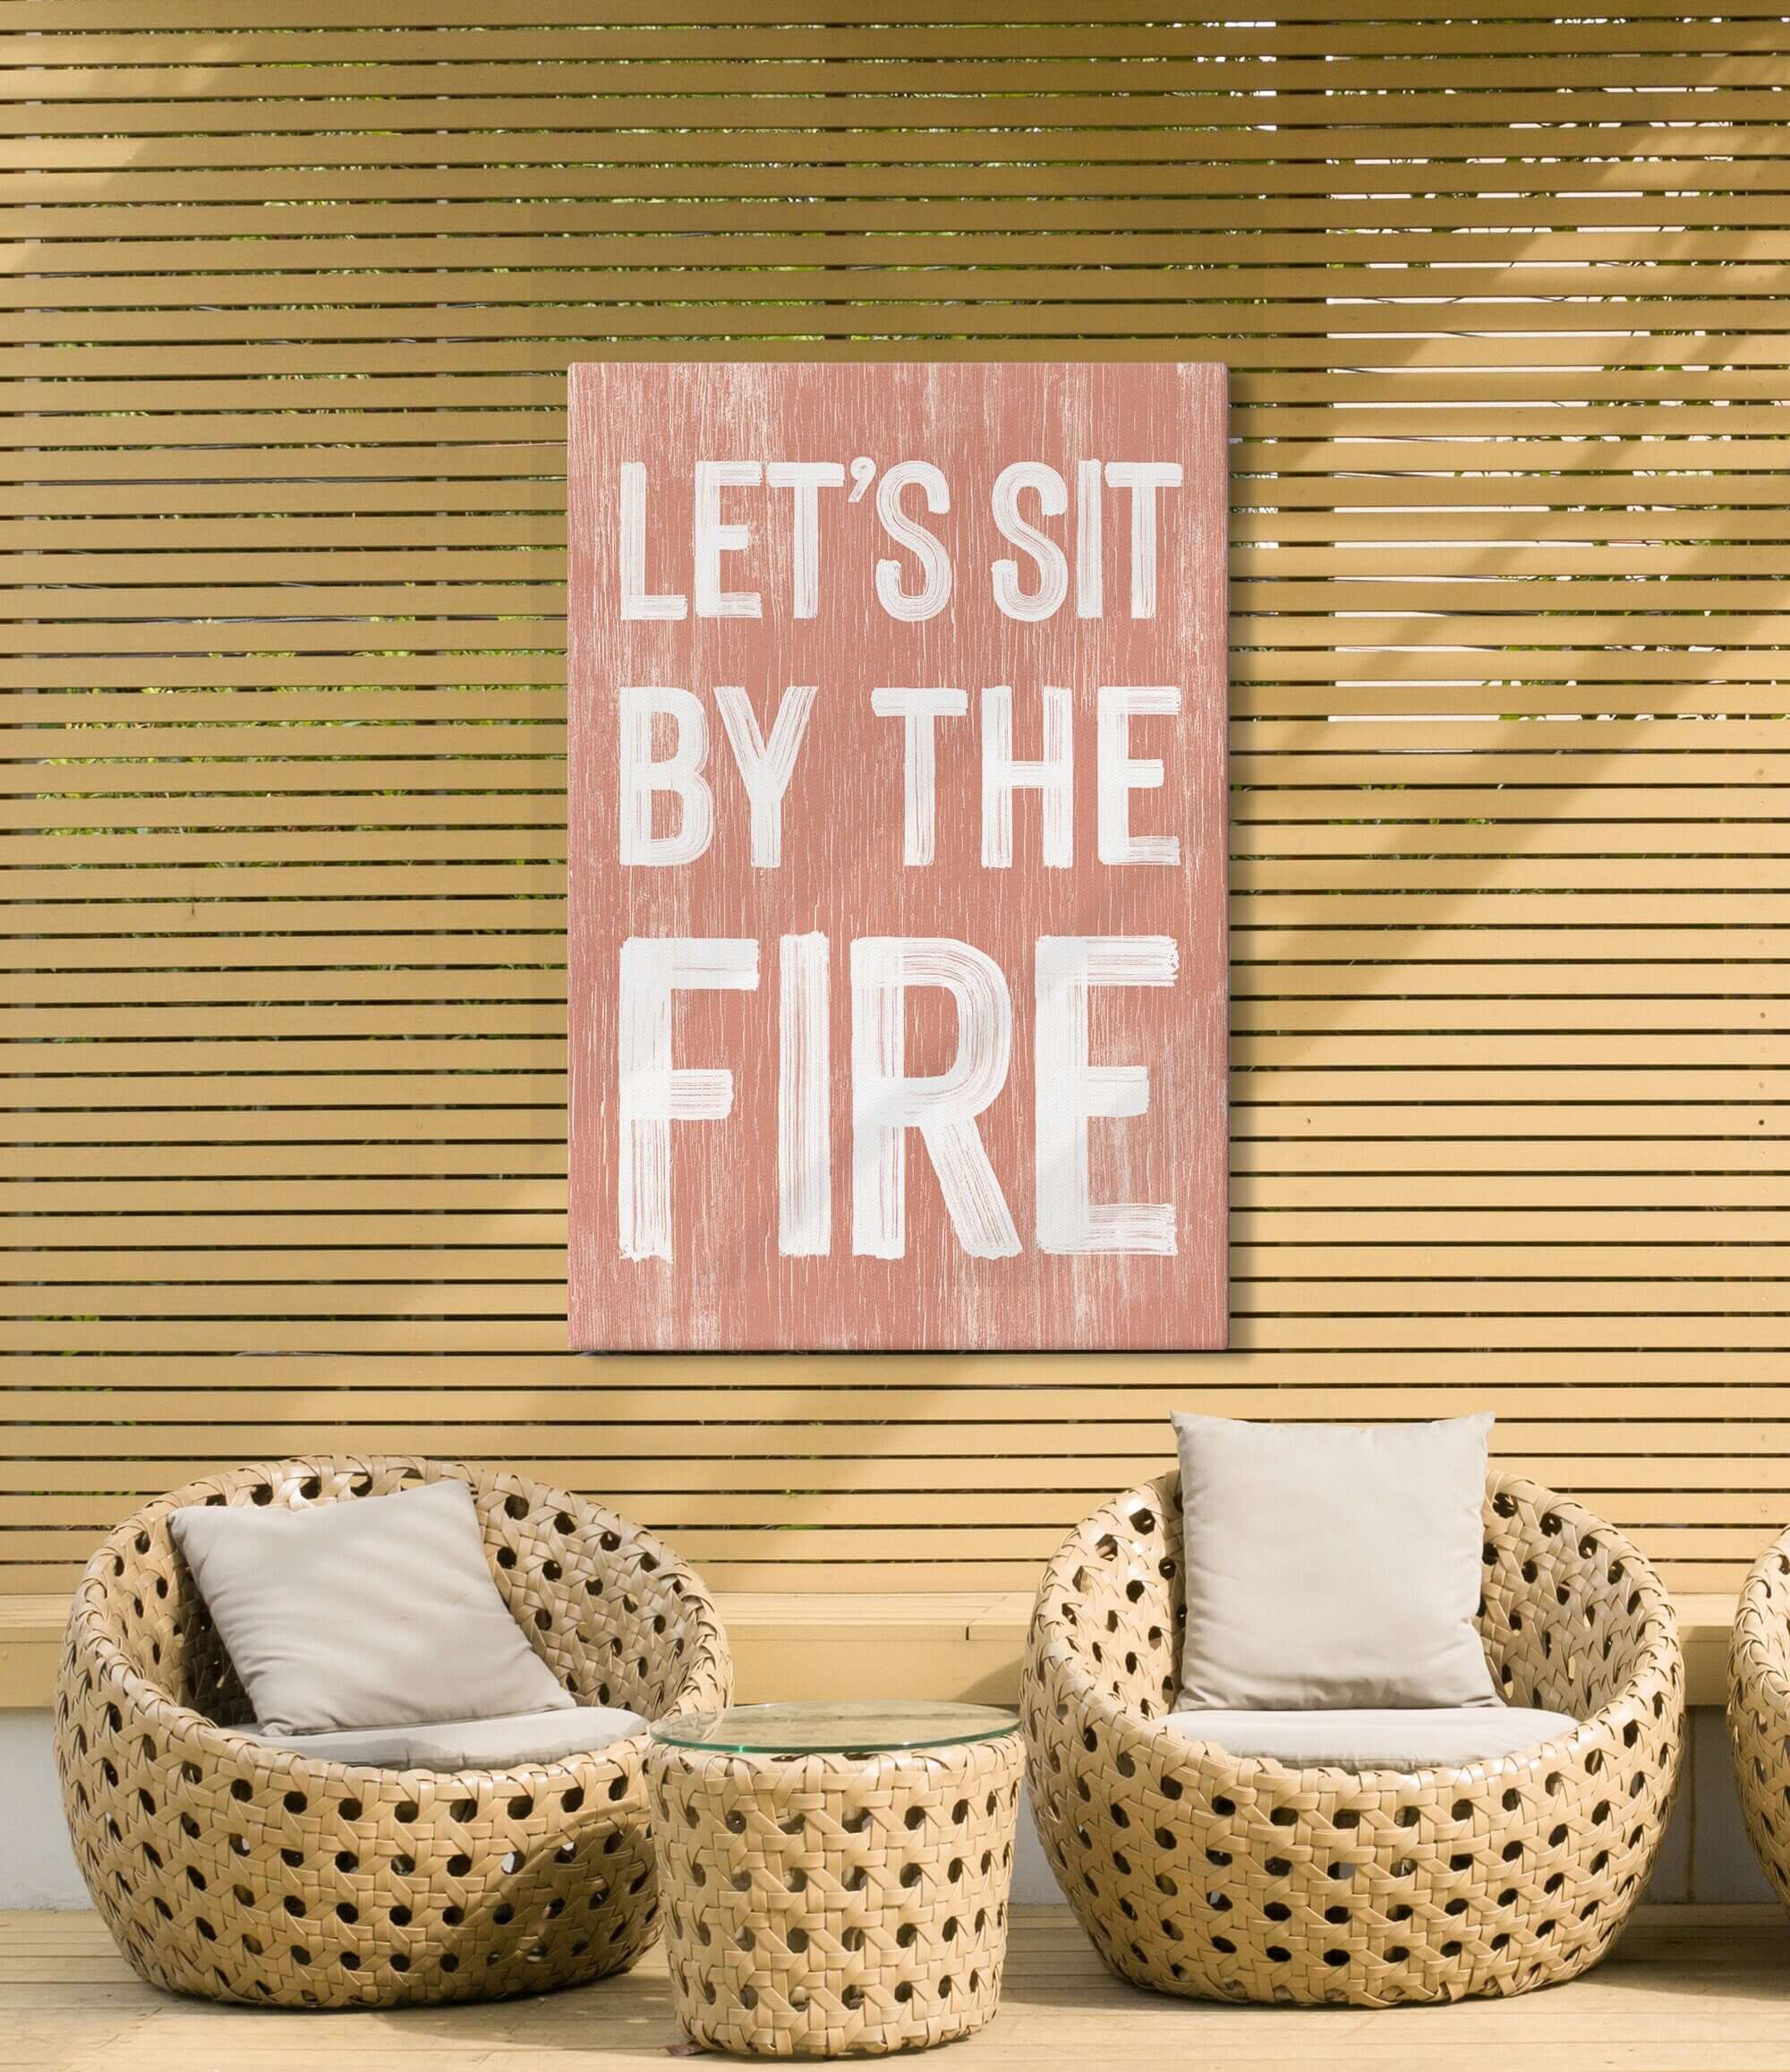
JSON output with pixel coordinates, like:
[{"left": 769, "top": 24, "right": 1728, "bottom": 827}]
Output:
[
  {"left": 168, "top": 1478, "right": 574, "bottom": 1737},
  {"left": 1172, "top": 1412, "right": 1499, "bottom": 1711}
]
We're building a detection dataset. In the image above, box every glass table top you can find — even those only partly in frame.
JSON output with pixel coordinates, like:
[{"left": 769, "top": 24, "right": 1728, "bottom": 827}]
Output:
[{"left": 652, "top": 1700, "right": 1021, "bottom": 1756}]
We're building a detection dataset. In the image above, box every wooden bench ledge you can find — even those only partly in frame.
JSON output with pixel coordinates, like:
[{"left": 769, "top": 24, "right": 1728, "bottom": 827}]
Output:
[{"left": 0, "top": 1590, "right": 1735, "bottom": 1711}]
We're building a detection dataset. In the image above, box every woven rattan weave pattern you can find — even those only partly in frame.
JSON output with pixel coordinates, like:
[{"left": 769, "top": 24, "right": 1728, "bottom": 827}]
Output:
[
  {"left": 1728, "top": 1530, "right": 1790, "bottom": 1913},
  {"left": 54, "top": 1455, "right": 732, "bottom": 2009},
  {"left": 1023, "top": 1471, "right": 1683, "bottom": 2007},
  {"left": 650, "top": 1730, "right": 1024, "bottom": 2055}
]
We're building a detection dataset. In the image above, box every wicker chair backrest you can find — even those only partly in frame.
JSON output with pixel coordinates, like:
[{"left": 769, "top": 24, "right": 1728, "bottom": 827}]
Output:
[
  {"left": 1037, "top": 1468, "right": 1678, "bottom": 1725},
  {"left": 71, "top": 1454, "right": 720, "bottom": 1730}
]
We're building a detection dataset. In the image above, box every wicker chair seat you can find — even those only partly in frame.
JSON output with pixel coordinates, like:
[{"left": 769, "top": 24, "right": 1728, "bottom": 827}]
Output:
[
  {"left": 1022, "top": 1471, "right": 1683, "bottom": 2007},
  {"left": 54, "top": 1455, "right": 732, "bottom": 2009}
]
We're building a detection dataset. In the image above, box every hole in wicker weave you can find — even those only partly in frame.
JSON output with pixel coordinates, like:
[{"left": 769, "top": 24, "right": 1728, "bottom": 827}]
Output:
[
  {"left": 1386, "top": 1945, "right": 1410, "bottom": 1964},
  {"left": 894, "top": 1983, "right": 915, "bottom": 2004},
  {"left": 900, "top": 1863, "right": 924, "bottom": 1889},
  {"left": 338, "top": 1952, "right": 360, "bottom": 1974},
  {"left": 390, "top": 1954, "right": 411, "bottom": 1974},
  {"left": 283, "top": 1791, "right": 306, "bottom": 1815},
  {"left": 251, "top": 1487, "right": 273, "bottom": 1506},
  {"left": 394, "top": 1855, "right": 416, "bottom": 1877},
  {"left": 281, "top": 1848, "right": 303, "bottom": 1870},
  {"left": 507, "top": 1795, "right": 533, "bottom": 1820},
  {"left": 561, "top": 1786, "right": 584, "bottom": 1813},
  {"left": 447, "top": 1854, "right": 473, "bottom": 1878},
  {"left": 1266, "top": 1946, "right": 1291, "bottom": 1964},
  {"left": 905, "top": 1806, "right": 927, "bottom": 1830},
  {"left": 242, "top": 1934, "right": 263, "bottom": 1957},
  {"left": 897, "top": 1922, "right": 918, "bottom": 1949},
  {"left": 336, "top": 1851, "right": 357, "bottom": 1874},
  {"left": 231, "top": 1780, "right": 252, "bottom": 1803},
  {"left": 283, "top": 1897, "right": 304, "bottom": 1918},
  {"left": 1265, "top": 1857, "right": 1291, "bottom": 1878},
  {"left": 289, "top": 1945, "right": 310, "bottom": 1965}
]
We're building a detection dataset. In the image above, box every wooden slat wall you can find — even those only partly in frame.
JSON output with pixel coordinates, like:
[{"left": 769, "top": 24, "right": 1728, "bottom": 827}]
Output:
[{"left": 5, "top": 0, "right": 1785, "bottom": 1596}]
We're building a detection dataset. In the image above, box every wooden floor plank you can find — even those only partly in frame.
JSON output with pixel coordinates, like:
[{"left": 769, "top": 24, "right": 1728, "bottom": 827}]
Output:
[{"left": 4, "top": 1908, "right": 1790, "bottom": 2069}]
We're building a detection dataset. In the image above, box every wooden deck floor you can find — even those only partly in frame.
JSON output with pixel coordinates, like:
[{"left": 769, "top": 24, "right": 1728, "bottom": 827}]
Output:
[{"left": 4, "top": 1907, "right": 1790, "bottom": 2072}]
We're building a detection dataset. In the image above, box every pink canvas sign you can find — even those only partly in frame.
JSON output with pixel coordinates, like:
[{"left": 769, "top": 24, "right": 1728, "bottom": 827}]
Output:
[{"left": 567, "top": 361, "right": 1228, "bottom": 1351}]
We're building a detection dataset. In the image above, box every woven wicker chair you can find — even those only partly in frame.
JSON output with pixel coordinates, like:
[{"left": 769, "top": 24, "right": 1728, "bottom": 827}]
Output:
[
  {"left": 1023, "top": 1470, "right": 1683, "bottom": 2007},
  {"left": 1728, "top": 1527, "right": 1790, "bottom": 1911},
  {"left": 54, "top": 1454, "right": 731, "bottom": 2010}
]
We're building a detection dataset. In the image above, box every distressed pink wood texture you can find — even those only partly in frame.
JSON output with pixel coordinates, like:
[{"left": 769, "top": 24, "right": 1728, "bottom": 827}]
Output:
[{"left": 567, "top": 361, "right": 1227, "bottom": 1351}]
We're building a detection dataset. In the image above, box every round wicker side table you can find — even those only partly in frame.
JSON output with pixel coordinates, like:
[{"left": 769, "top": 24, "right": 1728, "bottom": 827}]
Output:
[{"left": 648, "top": 1701, "right": 1023, "bottom": 2058}]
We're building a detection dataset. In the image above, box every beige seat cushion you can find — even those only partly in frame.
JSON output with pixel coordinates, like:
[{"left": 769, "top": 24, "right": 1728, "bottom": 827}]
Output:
[
  {"left": 169, "top": 1478, "right": 573, "bottom": 1737},
  {"left": 240, "top": 1705, "right": 649, "bottom": 1771},
  {"left": 1162, "top": 1705, "right": 1581, "bottom": 1773},
  {"left": 1172, "top": 1411, "right": 1501, "bottom": 1711}
]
